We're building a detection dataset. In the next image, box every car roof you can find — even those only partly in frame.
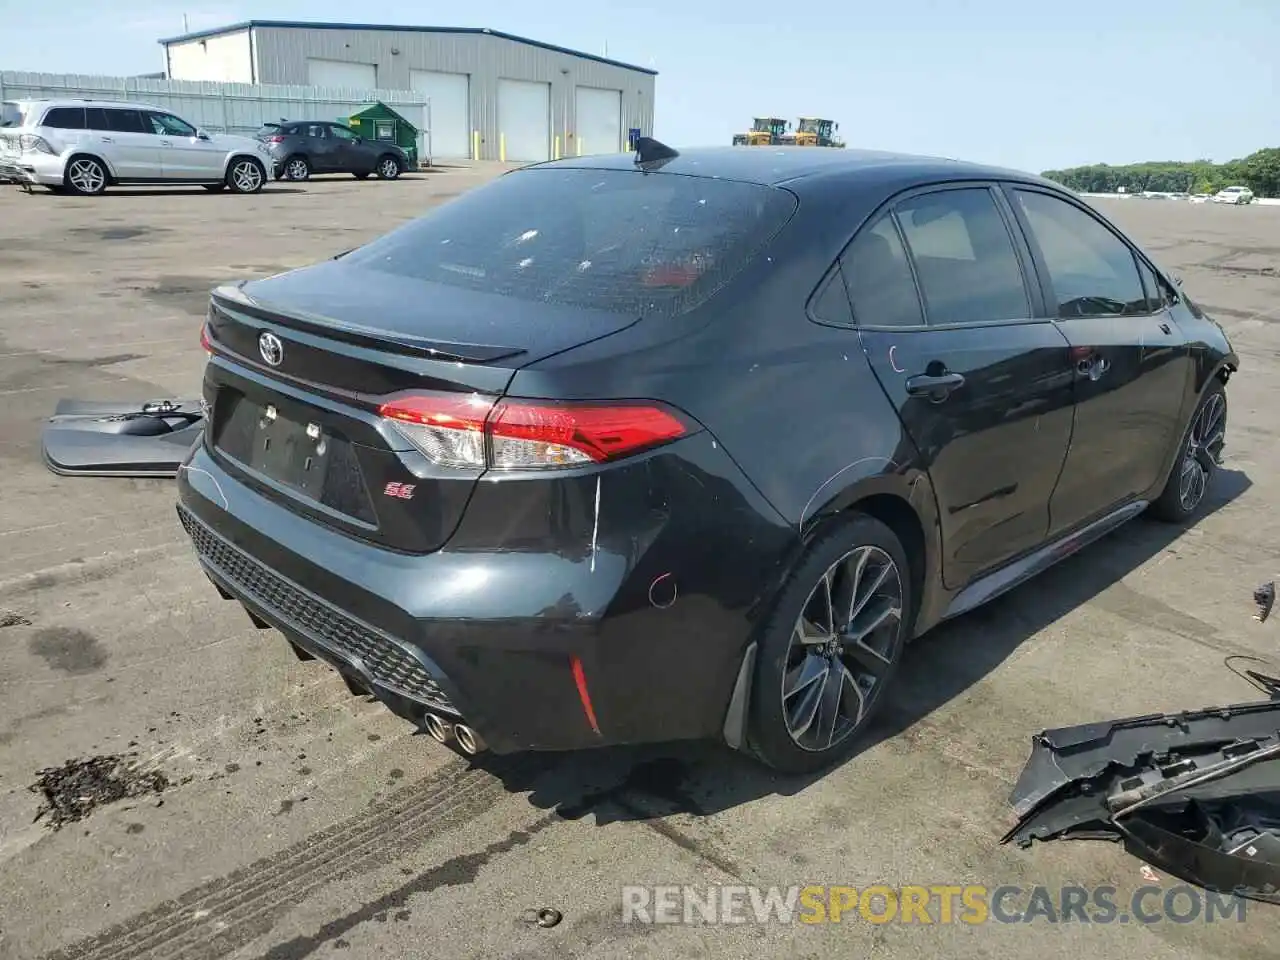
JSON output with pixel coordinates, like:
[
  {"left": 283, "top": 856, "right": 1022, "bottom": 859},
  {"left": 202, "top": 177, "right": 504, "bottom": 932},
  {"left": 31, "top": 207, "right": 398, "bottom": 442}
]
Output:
[
  {"left": 531, "top": 146, "right": 1060, "bottom": 193},
  {"left": 28, "top": 99, "right": 169, "bottom": 112}
]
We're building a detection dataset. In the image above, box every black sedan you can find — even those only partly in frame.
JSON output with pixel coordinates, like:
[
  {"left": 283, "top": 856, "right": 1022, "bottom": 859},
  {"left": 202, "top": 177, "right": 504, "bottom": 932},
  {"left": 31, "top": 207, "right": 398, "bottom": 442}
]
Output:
[
  {"left": 257, "top": 121, "right": 408, "bottom": 182},
  {"left": 181, "top": 142, "right": 1237, "bottom": 773}
]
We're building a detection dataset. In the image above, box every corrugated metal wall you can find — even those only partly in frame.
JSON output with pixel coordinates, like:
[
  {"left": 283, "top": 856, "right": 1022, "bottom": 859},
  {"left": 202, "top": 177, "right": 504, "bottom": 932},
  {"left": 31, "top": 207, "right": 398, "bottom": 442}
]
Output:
[
  {"left": 250, "top": 27, "right": 655, "bottom": 161},
  {"left": 0, "top": 70, "right": 428, "bottom": 153}
]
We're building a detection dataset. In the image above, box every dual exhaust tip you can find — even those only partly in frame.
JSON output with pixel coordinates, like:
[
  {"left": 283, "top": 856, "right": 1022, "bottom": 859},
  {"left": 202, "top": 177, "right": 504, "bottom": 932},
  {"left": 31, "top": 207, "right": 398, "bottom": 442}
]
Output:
[{"left": 422, "top": 712, "right": 486, "bottom": 756}]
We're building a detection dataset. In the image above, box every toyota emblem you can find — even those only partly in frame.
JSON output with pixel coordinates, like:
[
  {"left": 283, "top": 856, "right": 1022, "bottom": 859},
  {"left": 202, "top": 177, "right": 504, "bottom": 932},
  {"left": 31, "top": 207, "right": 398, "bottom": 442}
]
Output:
[{"left": 258, "top": 331, "right": 284, "bottom": 367}]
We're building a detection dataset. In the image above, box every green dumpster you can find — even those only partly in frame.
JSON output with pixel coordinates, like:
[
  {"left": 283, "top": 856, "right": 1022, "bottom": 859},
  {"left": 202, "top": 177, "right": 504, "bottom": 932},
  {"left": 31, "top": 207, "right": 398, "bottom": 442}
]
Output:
[{"left": 346, "top": 101, "right": 421, "bottom": 169}]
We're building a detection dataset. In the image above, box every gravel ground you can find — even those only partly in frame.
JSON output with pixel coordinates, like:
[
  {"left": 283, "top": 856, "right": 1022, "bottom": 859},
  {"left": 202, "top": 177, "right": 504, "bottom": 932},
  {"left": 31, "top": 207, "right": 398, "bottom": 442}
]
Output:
[{"left": 0, "top": 175, "right": 1277, "bottom": 960}]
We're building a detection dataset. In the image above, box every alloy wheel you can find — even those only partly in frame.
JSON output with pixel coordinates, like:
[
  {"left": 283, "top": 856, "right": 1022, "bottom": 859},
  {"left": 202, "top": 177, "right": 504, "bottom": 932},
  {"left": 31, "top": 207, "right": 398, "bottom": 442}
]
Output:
[
  {"left": 285, "top": 159, "right": 309, "bottom": 181},
  {"left": 781, "top": 545, "right": 904, "bottom": 752},
  {"left": 1179, "top": 392, "right": 1226, "bottom": 511},
  {"left": 378, "top": 158, "right": 400, "bottom": 179},
  {"left": 231, "top": 160, "right": 263, "bottom": 193},
  {"left": 67, "top": 159, "right": 105, "bottom": 194}
]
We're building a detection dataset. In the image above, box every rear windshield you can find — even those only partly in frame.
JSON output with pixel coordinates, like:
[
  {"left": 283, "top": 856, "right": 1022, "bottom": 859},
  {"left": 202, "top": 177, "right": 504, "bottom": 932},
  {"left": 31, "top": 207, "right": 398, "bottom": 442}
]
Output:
[
  {"left": 0, "top": 101, "right": 28, "bottom": 128},
  {"left": 341, "top": 168, "right": 799, "bottom": 317}
]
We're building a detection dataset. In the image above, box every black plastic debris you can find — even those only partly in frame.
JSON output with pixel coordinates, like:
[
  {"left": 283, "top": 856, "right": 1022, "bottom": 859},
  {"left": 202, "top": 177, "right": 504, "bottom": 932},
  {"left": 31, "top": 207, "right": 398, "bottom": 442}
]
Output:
[
  {"left": 1256, "top": 582, "right": 1276, "bottom": 623},
  {"left": 30, "top": 755, "right": 169, "bottom": 830},
  {"left": 1003, "top": 701, "right": 1280, "bottom": 903},
  {"left": 521, "top": 908, "right": 563, "bottom": 929}
]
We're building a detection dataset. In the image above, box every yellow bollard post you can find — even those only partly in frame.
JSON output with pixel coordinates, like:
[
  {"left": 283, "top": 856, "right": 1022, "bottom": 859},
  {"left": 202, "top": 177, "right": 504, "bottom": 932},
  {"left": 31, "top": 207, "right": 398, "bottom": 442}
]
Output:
[
  {"left": 554, "top": 135, "right": 561, "bottom": 160},
  {"left": 500, "top": 134, "right": 506, "bottom": 163},
  {"left": 577, "top": 138, "right": 584, "bottom": 157},
  {"left": 472, "top": 130, "right": 480, "bottom": 160}
]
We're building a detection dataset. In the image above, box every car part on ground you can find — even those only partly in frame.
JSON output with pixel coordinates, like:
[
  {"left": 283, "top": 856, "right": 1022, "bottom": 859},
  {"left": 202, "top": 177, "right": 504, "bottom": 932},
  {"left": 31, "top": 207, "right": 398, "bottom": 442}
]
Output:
[
  {"left": 1256, "top": 582, "right": 1276, "bottom": 623},
  {"left": 1003, "top": 699, "right": 1280, "bottom": 904},
  {"left": 0, "top": 98, "right": 271, "bottom": 195},
  {"left": 176, "top": 140, "right": 1239, "bottom": 771},
  {"left": 41, "top": 398, "right": 204, "bottom": 478}
]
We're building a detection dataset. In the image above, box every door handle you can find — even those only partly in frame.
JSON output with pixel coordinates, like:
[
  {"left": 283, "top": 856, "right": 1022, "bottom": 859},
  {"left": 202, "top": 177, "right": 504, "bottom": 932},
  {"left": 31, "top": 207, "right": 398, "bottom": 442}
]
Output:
[
  {"left": 99, "top": 137, "right": 114, "bottom": 143},
  {"left": 905, "top": 371, "right": 966, "bottom": 398},
  {"left": 159, "top": 139, "right": 172, "bottom": 146},
  {"left": 1159, "top": 321, "right": 1171, "bottom": 334}
]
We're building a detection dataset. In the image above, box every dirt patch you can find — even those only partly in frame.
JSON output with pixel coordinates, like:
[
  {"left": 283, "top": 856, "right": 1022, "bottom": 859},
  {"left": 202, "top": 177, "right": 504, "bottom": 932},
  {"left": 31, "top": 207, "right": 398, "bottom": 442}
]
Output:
[
  {"left": 29, "top": 755, "right": 169, "bottom": 830},
  {"left": 1, "top": 609, "right": 31, "bottom": 628},
  {"left": 28, "top": 626, "right": 108, "bottom": 674}
]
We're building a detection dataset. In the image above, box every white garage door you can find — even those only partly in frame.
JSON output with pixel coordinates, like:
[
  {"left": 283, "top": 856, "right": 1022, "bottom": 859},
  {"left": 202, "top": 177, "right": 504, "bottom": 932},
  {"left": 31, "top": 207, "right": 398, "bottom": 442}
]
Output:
[
  {"left": 575, "top": 87, "right": 622, "bottom": 155},
  {"left": 306, "top": 58, "right": 377, "bottom": 91},
  {"left": 497, "top": 79, "right": 550, "bottom": 163},
  {"left": 410, "top": 70, "right": 470, "bottom": 160}
]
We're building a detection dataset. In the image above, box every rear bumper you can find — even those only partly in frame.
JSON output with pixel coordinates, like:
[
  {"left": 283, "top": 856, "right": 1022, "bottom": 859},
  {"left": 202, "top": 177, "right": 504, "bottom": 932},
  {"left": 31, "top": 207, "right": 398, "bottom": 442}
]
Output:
[
  {"left": 176, "top": 437, "right": 793, "bottom": 754},
  {"left": 0, "top": 153, "right": 63, "bottom": 185}
]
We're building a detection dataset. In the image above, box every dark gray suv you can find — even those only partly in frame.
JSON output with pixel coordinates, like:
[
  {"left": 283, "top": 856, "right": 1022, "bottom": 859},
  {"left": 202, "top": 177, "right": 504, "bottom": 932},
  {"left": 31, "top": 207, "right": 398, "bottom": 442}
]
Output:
[{"left": 257, "top": 121, "right": 409, "bottom": 182}]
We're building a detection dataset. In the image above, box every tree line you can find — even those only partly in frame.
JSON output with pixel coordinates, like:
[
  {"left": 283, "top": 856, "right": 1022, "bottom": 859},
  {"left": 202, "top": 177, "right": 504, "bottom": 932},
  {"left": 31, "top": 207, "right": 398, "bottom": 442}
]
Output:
[{"left": 1042, "top": 147, "right": 1280, "bottom": 197}]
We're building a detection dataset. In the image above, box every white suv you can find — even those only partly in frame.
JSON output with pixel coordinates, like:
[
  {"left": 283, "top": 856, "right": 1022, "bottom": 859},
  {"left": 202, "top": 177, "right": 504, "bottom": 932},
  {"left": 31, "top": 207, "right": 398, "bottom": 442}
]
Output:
[
  {"left": 1212, "top": 185, "right": 1254, "bottom": 205},
  {"left": 0, "top": 99, "right": 272, "bottom": 196}
]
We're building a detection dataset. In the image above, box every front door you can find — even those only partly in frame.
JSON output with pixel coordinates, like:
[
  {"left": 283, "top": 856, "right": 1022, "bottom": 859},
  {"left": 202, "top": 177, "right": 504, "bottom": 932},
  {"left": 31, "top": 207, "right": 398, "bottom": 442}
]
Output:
[
  {"left": 1005, "top": 187, "right": 1192, "bottom": 536},
  {"left": 843, "top": 185, "right": 1076, "bottom": 588},
  {"left": 146, "top": 111, "right": 223, "bottom": 180},
  {"left": 327, "top": 123, "right": 373, "bottom": 173},
  {"left": 303, "top": 124, "right": 339, "bottom": 172}
]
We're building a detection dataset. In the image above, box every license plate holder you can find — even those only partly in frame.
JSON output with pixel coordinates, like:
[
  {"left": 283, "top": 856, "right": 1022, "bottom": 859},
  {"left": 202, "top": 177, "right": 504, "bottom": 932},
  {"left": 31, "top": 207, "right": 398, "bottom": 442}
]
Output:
[{"left": 245, "top": 404, "right": 329, "bottom": 496}]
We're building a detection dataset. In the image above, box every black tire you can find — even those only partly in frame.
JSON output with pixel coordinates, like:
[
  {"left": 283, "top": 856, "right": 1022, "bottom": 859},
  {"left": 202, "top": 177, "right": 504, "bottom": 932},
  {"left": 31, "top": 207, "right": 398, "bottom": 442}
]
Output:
[
  {"left": 282, "top": 155, "right": 310, "bottom": 181},
  {"left": 375, "top": 155, "right": 401, "bottom": 180},
  {"left": 63, "top": 155, "right": 108, "bottom": 195},
  {"left": 746, "top": 512, "right": 915, "bottom": 775},
  {"left": 353, "top": 171, "right": 371, "bottom": 180},
  {"left": 225, "top": 157, "right": 265, "bottom": 194},
  {"left": 1148, "top": 380, "right": 1227, "bottom": 523},
  {"left": 203, "top": 183, "right": 226, "bottom": 192}
]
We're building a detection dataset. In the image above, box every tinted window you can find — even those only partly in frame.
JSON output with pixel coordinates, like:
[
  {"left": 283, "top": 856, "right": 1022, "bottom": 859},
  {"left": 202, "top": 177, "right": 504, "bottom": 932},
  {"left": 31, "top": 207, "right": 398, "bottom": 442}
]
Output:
[
  {"left": 104, "top": 109, "right": 146, "bottom": 133},
  {"left": 84, "top": 108, "right": 111, "bottom": 131},
  {"left": 146, "top": 112, "right": 197, "bottom": 137},
  {"left": 342, "top": 168, "right": 798, "bottom": 318},
  {"left": 895, "top": 188, "right": 1029, "bottom": 324},
  {"left": 1015, "top": 190, "right": 1148, "bottom": 318},
  {"left": 0, "top": 101, "right": 26, "bottom": 128},
  {"left": 1135, "top": 258, "right": 1161, "bottom": 313},
  {"left": 810, "top": 267, "right": 855, "bottom": 326},
  {"left": 305, "top": 124, "right": 328, "bottom": 139},
  {"left": 840, "top": 214, "right": 924, "bottom": 328},
  {"left": 329, "top": 124, "right": 359, "bottom": 141},
  {"left": 42, "top": 107, "right": 86, "bottom": 130}
]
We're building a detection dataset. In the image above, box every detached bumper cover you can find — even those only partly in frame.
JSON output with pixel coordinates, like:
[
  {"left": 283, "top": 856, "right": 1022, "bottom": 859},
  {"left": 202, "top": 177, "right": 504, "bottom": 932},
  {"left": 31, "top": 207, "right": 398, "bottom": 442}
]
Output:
[{"left": 1004, "top": 700, "right": 1280, "bottom": 903}]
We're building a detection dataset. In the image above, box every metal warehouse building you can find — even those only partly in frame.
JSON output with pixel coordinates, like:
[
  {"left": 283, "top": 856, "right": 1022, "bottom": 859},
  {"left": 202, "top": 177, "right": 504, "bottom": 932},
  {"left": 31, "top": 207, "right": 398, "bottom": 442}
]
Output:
[{"left": 158, "top": 20, "right": 657, "bottom": 163}]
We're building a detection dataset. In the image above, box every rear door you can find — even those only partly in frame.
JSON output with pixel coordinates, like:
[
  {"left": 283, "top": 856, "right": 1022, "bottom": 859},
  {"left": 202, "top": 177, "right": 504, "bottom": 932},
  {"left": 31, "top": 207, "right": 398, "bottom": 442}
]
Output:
[
  {"left": 1004, "top": 187, "right": 1191, "bottom": 536},
  {"left": 94, "top": 108, "right": 163, "bottom": 179},
  {"left": 303, "top": 124, "right": 338, "bottom": 172},
  {"left": 843, "top": 184, "right": 1076, "bottom": 588}
]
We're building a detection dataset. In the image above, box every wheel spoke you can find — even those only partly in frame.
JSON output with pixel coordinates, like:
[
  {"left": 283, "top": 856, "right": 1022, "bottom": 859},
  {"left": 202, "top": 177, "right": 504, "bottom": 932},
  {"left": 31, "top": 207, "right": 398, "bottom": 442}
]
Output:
[
  {"left": 813, "top": 662, "right": 854, "bottom": 748},
  {"left": 820, "top": 568, "right": 836, "bottom": 635},
  {"left": 784, "top": 655, "right": 828, "bottom": 738}
]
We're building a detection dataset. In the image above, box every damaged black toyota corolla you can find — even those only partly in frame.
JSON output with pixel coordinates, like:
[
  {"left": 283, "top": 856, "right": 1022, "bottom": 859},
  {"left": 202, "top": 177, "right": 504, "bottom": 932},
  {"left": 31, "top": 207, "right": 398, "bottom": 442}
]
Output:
[{"left": 177, "top": 140, "right": 1238, "bottom": 773}]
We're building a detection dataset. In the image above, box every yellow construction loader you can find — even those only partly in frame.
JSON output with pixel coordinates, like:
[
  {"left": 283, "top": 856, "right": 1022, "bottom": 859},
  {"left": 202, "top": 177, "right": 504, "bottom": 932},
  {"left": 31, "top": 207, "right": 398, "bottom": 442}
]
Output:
[
  {"left": 785, "top": 118, "right": 845, "bottom": 148},
  {"left": 732, "top": 117, "right": 789, "bottom": 146}
]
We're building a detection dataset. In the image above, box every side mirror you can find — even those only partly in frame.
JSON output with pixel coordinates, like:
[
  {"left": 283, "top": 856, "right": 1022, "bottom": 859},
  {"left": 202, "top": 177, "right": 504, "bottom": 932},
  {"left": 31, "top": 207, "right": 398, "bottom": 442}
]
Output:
[
  {"left": 196, "top": 130, "right": 210, "bottom": 141},
  {"left": 355, "top": 136, "right": 363, "bottom": 144}
]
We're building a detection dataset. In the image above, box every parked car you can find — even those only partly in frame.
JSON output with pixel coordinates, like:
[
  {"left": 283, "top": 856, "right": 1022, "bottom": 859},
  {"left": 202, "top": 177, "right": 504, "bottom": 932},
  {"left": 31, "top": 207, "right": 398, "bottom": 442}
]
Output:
[
  {"left": 1213, "top": 186, "right": 1254, "bottom": 204},
  {"left": 256, "top": 121, "right": 409, "bottom": 182},
  {"left": 0, "top": 99, "right": 271, "bottom": 195},
  {"left": 181, "top": 144, "right": 1237, "bottom": 774}
]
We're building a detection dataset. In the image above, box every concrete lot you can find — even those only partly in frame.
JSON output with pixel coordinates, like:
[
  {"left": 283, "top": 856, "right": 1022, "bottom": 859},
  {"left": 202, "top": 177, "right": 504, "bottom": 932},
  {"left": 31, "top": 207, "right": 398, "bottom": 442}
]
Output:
[{"left": 0, "top": 174, "right": 1277, "bottom": 960}]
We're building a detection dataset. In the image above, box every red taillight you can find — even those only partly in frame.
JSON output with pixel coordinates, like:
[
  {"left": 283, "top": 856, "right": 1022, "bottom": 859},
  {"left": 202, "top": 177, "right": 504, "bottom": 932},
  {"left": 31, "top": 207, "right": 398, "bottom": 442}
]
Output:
[
  {"left": 200, "top": 323, "right": 213, "bottom": 355},
  {"left": 266, "top": 135, "right": 284, "bottom": 143},
  {"left": 377, "top": 392, "right": 689, "bottom": 471}
]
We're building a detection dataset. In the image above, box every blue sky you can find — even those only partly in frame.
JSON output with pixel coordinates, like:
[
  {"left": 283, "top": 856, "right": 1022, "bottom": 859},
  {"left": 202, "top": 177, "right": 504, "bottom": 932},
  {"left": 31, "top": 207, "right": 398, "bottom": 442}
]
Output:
[{"left": 3, "top": 0, "right": 1276, "bottom": 172}]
